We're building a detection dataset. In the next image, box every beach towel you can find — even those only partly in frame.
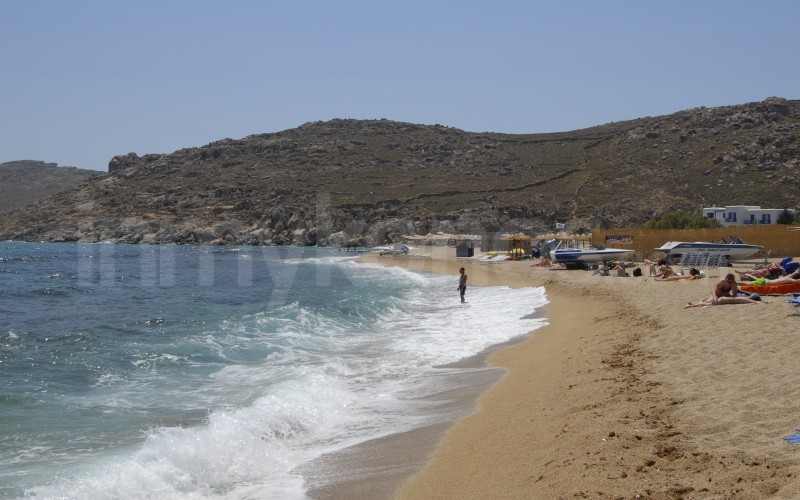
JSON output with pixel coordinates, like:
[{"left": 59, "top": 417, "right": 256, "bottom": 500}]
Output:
[{"left": 740, "top": 283, "right": 800, "bottom": 295}]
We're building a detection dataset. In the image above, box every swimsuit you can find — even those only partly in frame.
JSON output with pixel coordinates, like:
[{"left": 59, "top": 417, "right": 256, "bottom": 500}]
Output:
[{"left": 717, "top": 283, "right": 734, "bottom": 296}]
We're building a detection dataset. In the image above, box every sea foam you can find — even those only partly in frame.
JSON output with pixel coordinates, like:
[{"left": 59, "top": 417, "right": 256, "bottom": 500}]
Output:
[{"left": 6, "top": 246, "right": 548, "bottom": 499}]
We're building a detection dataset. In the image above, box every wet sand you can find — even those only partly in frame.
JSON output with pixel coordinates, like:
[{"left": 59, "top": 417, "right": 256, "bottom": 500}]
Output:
[{"left": 310, "top": 248, "right": 800, "bottom": 499}]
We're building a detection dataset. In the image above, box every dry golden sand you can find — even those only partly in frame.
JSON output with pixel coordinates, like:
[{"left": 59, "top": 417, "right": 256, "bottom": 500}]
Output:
[{"left": 352, "top": 248, "right": 800, "bottom": 499}]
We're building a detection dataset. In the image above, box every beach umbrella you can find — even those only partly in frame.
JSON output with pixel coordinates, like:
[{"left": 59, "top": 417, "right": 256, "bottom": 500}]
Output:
[
  {"left": 533, "top": 232, "right": 592, "bottom": 241},
  {"left": 500, "top": 232, "right": 532, "bottom": 240}
]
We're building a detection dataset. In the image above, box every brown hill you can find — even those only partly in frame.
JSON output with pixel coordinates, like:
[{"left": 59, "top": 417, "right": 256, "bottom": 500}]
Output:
[
  {"left": 0, "top": 161, "right": 100, "bottom": 214},
  {"left": 0, "top": 97, "right": 797, "bottom": 246}
]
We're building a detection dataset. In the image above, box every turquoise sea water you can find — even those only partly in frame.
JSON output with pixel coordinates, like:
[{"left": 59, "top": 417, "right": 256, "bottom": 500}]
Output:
[{"left": 0, "top": 242, "right": 547, "bottom": 499}]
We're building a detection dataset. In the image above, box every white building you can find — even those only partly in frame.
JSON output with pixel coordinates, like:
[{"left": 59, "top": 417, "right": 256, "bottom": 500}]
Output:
[{"left": 703, "top": 205, "right": 795, "bottom": 226}]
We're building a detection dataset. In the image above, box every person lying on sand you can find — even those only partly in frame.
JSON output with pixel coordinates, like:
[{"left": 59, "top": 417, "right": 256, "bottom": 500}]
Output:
[
  {"left": 741, "top": 271, "right": 800, "bottom": 287},
  {"left": 683, "top": 295, "right": 766, "bottom": 308},
  {"left": 658, "top": 267, "right": 701, "bottom": 281},
  {"left": 737, "top": 262, "right": 785, "bottom": 281}
]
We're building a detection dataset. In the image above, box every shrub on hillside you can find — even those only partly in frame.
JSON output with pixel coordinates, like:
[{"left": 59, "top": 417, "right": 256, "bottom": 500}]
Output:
[{"left": 777, "top": 209, "right": 797, "bottom": 225}]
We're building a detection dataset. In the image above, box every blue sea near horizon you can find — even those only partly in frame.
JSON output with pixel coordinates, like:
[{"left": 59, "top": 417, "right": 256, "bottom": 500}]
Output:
[{"left": 0, "top": 242, "right": 548, "bottom": 499}]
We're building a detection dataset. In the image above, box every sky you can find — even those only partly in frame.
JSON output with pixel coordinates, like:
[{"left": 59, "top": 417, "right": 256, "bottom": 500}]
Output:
[{"left": 1, "top": 1, "right": 798, "bottom": 171}]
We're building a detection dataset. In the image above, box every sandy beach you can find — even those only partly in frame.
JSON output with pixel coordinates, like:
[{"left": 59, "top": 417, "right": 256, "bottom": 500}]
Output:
[{"left": 342, "top": 247, "right": 800, "bottom": 499}]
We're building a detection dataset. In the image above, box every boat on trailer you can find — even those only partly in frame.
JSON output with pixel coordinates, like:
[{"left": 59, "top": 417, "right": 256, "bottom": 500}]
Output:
[
  {"left": 655, "top": 237, "right": 763, "bottom": 261},
  {"left": 548, "top": 240, "right": 635, "bottom": 268}
]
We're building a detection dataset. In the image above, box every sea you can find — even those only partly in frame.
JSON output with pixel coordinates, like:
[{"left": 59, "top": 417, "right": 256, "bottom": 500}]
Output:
[{"left": 0, "top": 242, "right": 548, "bottom": 499}]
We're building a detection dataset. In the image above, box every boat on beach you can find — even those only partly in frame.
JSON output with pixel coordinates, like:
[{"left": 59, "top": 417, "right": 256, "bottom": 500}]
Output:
[
  {"left": 371, "top": 243, "right": 411, "bottom": 255},
  {"left": 551, "top": 247, "right": 635, "bottom": 263},
  {"left": 655, "top": 238, "right": 763, "bottom": 261},
  {"left": 547, "top": 240, "right": 635, "bottom": 268}
]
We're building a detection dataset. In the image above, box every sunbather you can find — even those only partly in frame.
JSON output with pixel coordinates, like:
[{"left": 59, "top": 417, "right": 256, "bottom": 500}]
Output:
[
  {"left": 683, "top": 295, "right": 765, "bottom": 308},
  {"left": 652, "top": 261, "right": 676, "bottom": 281},
  {"left": 771, "top": 272, "right": 800, "bottom": 284},
  {"left": 530, "top": 257, "right": 552, "bottom": 268},
  {"left": 646, "top": 258, "right": 670, "bottom": 277},
  {"left": 593, "top": 261, "right": 611, "bottom": 276},
  {"left": 658, "top": 267, "right": 701, "bottom": 281},
  {"left": 737, "top": 262, "right": 785, "bottom": 281},
  {"left": 742, "top": 271, "right": 800, "bottom": 287}
]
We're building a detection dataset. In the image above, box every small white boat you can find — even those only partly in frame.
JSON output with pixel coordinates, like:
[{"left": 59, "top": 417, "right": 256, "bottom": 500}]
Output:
[
  {"left": 551, "top": 247, "right": 635, "bottom": 263},
  {"left": 371, "top": 243, "right": 411, "bottom": 255},
  {"left": 655, "top": 239, "right": 763, "bottom": 260},
  {"left": 545, "top": 240, "right": 636, "bottom": 269}
]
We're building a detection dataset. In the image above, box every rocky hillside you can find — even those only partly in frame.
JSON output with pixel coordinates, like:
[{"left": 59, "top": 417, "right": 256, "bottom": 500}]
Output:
[
  {"left": 0, "top": 97, "right": 797, "bottom": 246},
  {"left": 0, "top": 161, "right": 100, "bottom": 213}
]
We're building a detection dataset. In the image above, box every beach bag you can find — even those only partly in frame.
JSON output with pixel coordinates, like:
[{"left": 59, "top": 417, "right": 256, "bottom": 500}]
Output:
[{"left": 632, "top": 267, "right": 643, "bottom": 277}]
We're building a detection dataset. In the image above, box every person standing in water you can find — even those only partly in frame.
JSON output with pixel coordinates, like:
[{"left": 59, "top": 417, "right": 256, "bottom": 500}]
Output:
[{"left": 458, "top": 267, "right": 468, "bottom": 303}]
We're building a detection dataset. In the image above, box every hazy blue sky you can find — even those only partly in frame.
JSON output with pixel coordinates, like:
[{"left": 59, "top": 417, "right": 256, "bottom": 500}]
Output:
[{"left": 2, "top": 0, "right": 798, "bottom": 171}]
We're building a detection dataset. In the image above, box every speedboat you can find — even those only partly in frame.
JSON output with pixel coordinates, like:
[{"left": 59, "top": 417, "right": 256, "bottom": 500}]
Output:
[
  {"left": 655, "top": 240, "right": 763, "bottom": 260},
  {"left": 546, "top": 239, "right": 634, "bottom": 267},
  {"left": 551, "top": 246, "right": 635, "bottom": 263},
  {"left": 371, "top": 243, "right": 411, "bottom": 255}
]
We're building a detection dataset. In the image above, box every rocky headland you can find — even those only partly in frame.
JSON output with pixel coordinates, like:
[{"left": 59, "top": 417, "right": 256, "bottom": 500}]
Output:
[
  {"left": 0, "top": 160, "right": 100, "bottom": 214},
  {"left": 0, "top": 97, "right": 797, "bottom": 246}
]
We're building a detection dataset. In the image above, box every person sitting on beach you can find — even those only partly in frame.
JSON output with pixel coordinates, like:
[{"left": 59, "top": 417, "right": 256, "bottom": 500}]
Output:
[
  {"left": 703, "top": 273, "right": 738, "bottom": 303},
  {"left": 593, "top": 261, "right": 611, "bottom": 276},
  {"left": 647, "top": 259, "right": 672, "bottom": 278},
  {"left": 652, "top": 261, "right": 676, "bottom": 281},
  {"left": 658, "top": 267, "right": 701, "bottom": 281},
  {"left": 613, "top": 261, "right": 627, "bottom": 277}
]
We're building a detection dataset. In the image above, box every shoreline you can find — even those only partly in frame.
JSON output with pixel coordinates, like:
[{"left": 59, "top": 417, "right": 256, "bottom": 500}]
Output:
[
  {"left": 304, "top": 248, "right": 546, "bottom": 499},
  {"left": 310, "top": 248, "right": 800, "bottom": 498}
]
